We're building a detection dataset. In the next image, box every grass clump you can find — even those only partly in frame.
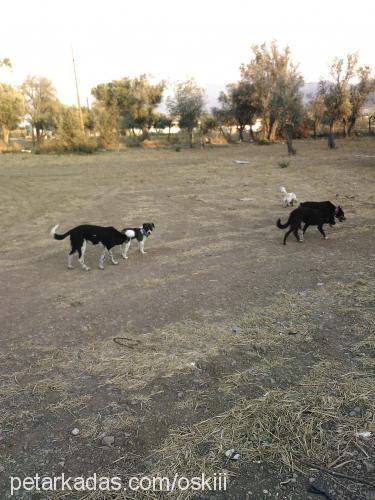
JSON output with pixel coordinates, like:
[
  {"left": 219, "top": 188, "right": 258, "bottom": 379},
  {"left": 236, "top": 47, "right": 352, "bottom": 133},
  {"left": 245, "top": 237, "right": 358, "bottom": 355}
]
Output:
[{"left": 279, "top": 159, "right": 290, "bottom": 168}]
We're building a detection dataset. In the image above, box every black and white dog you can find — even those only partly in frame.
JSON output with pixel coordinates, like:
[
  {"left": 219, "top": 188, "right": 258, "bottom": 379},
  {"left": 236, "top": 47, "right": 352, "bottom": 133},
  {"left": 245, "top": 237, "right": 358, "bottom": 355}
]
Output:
[
  {"left": 120, "top": 223, "right": 155, "bottom": 259},
  {"left": 51, "top": 224, "right": 128, "bottom": 270}
]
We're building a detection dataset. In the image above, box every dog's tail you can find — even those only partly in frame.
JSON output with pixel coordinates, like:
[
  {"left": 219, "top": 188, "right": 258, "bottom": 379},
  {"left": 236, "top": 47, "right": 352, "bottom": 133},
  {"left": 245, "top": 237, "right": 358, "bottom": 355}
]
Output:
[
  {"left": 279, "top": 186, "right": 287, "bottom": 194},
  {"left": 276, "top": 215, "right": 291, "bottom": 229},
  {"left": 50, "top": 224, "right": 71, "bottom": 240}
]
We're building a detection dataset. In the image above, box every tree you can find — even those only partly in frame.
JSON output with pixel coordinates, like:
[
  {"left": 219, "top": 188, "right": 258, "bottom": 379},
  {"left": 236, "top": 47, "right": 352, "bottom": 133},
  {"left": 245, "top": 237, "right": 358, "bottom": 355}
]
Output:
[
  {"left": 21, "top": 76, "right": 60, "bottom": 145},
  {"left": 218, "top": 81, "right": 258, "bottom": 141},
  {"left": 270, "top": 70, "right": 304, "bottom": 154},
  {"left": 241, "top": 41, "right": 297, "bottom": 141},
  {"left": 347, "top": 66, "right": 375, "bottom": 136},
  {"left": 154, "top": 113, "right": 174, "bottom": 140},
  {"left": 91, "top": 75, "right": 165, "bottom": 140},
  {"left": 0, "top": 58, "right": 12, "bottom": 69},
  {"left": 307, "top": 94, "right": 325, "bottom": 139},
  {"left": 199, "top": 114, "right": 217, "bottom": 146},
  {"left": 167, "top": 79, "right": 205, "bottom": 147},
  {"left": 319, "top": 54, "right": 358, "bottom": 148},
  {"left": 56, "top": 105, "right": 84, "bottom": 141},
  {"left": 0, "top": 83, "right": 25, "bottom": 144}
]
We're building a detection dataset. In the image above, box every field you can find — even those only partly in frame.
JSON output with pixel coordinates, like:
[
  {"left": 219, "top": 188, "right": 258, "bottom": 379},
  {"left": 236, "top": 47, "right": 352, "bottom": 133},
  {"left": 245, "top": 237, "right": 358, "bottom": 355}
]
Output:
[{"left": 0, "top": 138, "right": 374, "bottom": 499}]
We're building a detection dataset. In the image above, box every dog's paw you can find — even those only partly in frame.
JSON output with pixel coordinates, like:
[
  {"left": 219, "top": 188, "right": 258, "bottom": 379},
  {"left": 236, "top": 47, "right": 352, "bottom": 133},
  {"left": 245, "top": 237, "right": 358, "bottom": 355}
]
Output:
[
  {"left": 84, "top": 267, "right": 91, "bottom": 272},
  {"left": 111, "top": 260, "right": 119, "bottom": 265},
  {"left": 324, "top": 236, "right": 329, "bottom": 240},
  {"left": 122, "top": 255, "right": 128, "bottom": 259},
  {"left": 98, "top": 264, "right": 104, "bottom": 270},
  {"left": 67, "top": 265, "right": 74, "bottom": 270}
]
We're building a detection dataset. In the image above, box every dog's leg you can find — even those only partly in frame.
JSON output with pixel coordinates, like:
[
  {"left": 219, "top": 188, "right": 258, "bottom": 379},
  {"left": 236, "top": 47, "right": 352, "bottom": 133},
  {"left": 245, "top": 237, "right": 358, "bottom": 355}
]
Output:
[
  {"left": 68, "top": 248, "right": 75, "bottom": 269},
  {"left": 302, "top": 223, "right": 309, "bottom": 234},
  {"left": 283, "top": 228, "right": 293, "bottom": 245},
  {"left": 98, "top": 246, "right": 106, "bottom": 270},
  {"left": 68, "top": 253, "right": 74, "bottom": 269},
  {"left": 108, "top": 249, "right": 118, "bottom": 265},
  {"left": 293, "top": 227, "right": 303, "bottom": 242},
  {"left": 318, "top": 225, "right": 328, "bottom": 239},
  {"left": 121, "top": 240, "right": 131, "bottom": 259},
  {"left": 78, "top": 240, "right": 90, "bottom": 271},
  {"left": 139, "top": 239, "right": 146, "bottom": 255}
]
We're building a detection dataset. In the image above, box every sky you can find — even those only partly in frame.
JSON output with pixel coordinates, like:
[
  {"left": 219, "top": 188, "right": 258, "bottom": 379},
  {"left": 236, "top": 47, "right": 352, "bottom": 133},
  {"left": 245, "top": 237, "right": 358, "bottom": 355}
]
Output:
[{"left": 0, "top": 0, "right": 374, "bottom": 106}]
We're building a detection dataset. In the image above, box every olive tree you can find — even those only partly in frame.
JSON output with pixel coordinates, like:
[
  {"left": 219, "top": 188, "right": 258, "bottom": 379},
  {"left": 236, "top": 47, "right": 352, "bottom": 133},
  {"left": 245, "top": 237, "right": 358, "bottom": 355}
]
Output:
[
  {"left": 218, "top": 81, "right": 258, "bottom": 141},
  {"left": 167, "top": 79, "right": 205, "bottom": 147},
  {"left": 0, "top": 83, "right": 25, "bottom": 144},
  {"left": 270, "top": 70, "right": 304, "bottom": 154},
  {"left": 21, "top": 76, "right": 60, "bottom": 145}
]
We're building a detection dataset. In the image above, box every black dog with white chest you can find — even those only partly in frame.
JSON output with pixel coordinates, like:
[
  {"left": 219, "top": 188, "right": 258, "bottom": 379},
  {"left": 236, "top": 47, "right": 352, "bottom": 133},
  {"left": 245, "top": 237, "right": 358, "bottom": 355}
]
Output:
[
  {"left": 51, "top": 222, "right": 155, "bottom": 270},
  {"left": 120, "top": 223, "right": 155, "bottom": 259},
  {"left": 51, "top": 224, "right": 129, "bottom": 270},
  {"left": 276, "top": 202, "right": 345, "bottom": 245}
]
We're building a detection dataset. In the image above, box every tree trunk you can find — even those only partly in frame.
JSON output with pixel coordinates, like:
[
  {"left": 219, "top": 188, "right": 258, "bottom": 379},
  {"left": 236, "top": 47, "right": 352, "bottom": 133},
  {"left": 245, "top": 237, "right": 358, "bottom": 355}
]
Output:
[
  {"left": 285, "top": 127, "right": 296, "bottom": 155},
  {"left": 189, "top": 128, "right": 193, "bottom": 148},
  {"left": 249, "top": 125, "right": 255, "bottom": 142},
  {"left": 36, "top": 127, "right": 41, "bottom": 145},
  {"left": 268, "top": 119, "right": 278, "bottom": 141},
  {"left": 347, "top": 117, "right": 356, "bottom": 136},
  {"left": 238, "top": 126, "right": 244, "bottom": 142},
  {"left": 369, "top": 116, "right": 374, "bottom": 135},
  {"left": 342, "top": 118, "right": 348, "bottom": 138},
  {"left": 328, "top": 122, "right": 336, "bottom": 149},
  {"left": 1, "top": 126, "right": 10, "bottom": 145},
  {"left": 260, "top": 112, "right": 269, "bottom": 140},
  {"left": 313, "top": 122, "right": 317, "bottom": 140}
]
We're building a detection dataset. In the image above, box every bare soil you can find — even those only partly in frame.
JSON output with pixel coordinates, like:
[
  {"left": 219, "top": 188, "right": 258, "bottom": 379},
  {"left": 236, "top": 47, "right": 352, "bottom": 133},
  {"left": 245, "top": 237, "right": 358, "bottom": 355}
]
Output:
[{"left": 0, "top": 138, "right": 374, "bottom": 499}]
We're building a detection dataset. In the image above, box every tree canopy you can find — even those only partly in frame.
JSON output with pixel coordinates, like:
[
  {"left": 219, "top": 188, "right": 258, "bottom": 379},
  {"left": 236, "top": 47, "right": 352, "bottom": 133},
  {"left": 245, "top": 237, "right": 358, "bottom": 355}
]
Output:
[{"left": 167, "top": 79, "right": 205, "bottom": 147}]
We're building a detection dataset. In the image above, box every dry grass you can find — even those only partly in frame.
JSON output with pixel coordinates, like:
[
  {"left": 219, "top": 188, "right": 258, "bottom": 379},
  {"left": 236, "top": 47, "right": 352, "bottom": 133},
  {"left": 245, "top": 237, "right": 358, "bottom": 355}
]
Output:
[
  {"left": 0, "top": 138, "right": 374, "bottom": 497},
  {"left": 152, "top": 369, "right": 374, "bottom": 479}
]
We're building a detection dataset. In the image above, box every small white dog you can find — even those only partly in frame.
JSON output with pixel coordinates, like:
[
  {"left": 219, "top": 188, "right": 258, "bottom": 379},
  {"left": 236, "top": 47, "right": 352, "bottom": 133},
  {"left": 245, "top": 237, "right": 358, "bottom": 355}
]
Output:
[{"left": 279, "top": 186, "right": 297, "bottom": 207}]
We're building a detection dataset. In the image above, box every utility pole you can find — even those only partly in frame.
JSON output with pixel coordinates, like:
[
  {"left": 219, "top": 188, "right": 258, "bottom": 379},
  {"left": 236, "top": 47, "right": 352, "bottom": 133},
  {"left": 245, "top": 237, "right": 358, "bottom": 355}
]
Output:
[{"left": 71, "top": 46, "right": 84, "bottom": 131}]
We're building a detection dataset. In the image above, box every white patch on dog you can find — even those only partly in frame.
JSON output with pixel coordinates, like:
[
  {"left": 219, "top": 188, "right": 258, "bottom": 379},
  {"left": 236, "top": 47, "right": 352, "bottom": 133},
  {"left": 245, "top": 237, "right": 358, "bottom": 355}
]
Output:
[{"left": 125, "top": 230, "right": 135, "bottom": 238}]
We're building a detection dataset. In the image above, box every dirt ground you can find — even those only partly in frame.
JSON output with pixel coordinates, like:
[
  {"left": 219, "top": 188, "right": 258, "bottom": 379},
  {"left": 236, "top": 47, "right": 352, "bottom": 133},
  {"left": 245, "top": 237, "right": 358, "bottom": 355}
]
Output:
[{"left": 0, "top": 138, "right": 374, "bottom": 499}]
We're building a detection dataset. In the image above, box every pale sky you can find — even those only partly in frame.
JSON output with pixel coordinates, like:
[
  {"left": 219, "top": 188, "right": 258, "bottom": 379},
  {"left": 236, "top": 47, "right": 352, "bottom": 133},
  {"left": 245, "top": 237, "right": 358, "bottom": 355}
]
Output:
[{"left": 1, "top": 0, "right": 373, "bottom": 105}]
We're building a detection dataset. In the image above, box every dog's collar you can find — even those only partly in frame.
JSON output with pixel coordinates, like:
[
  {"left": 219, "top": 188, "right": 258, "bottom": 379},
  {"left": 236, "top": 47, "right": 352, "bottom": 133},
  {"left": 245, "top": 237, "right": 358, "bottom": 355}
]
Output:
[{"left": 334, "top": 207, "right": 340, "bottom": 216}]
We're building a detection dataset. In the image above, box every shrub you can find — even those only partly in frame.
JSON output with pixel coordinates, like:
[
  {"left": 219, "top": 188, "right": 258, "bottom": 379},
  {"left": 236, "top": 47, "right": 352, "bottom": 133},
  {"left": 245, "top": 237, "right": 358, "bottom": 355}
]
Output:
[
  {"left": 35, "top": 136, "right": 98, "bottom": 154},
  {"left": 257, "top": 139, "right": 274, "bottom": 145},
  {"left": 278, "top": 160, "right": 290, "bottom": 168},
  {"left": 0, "top": 141, "right": 23, "bottom": 153}
]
